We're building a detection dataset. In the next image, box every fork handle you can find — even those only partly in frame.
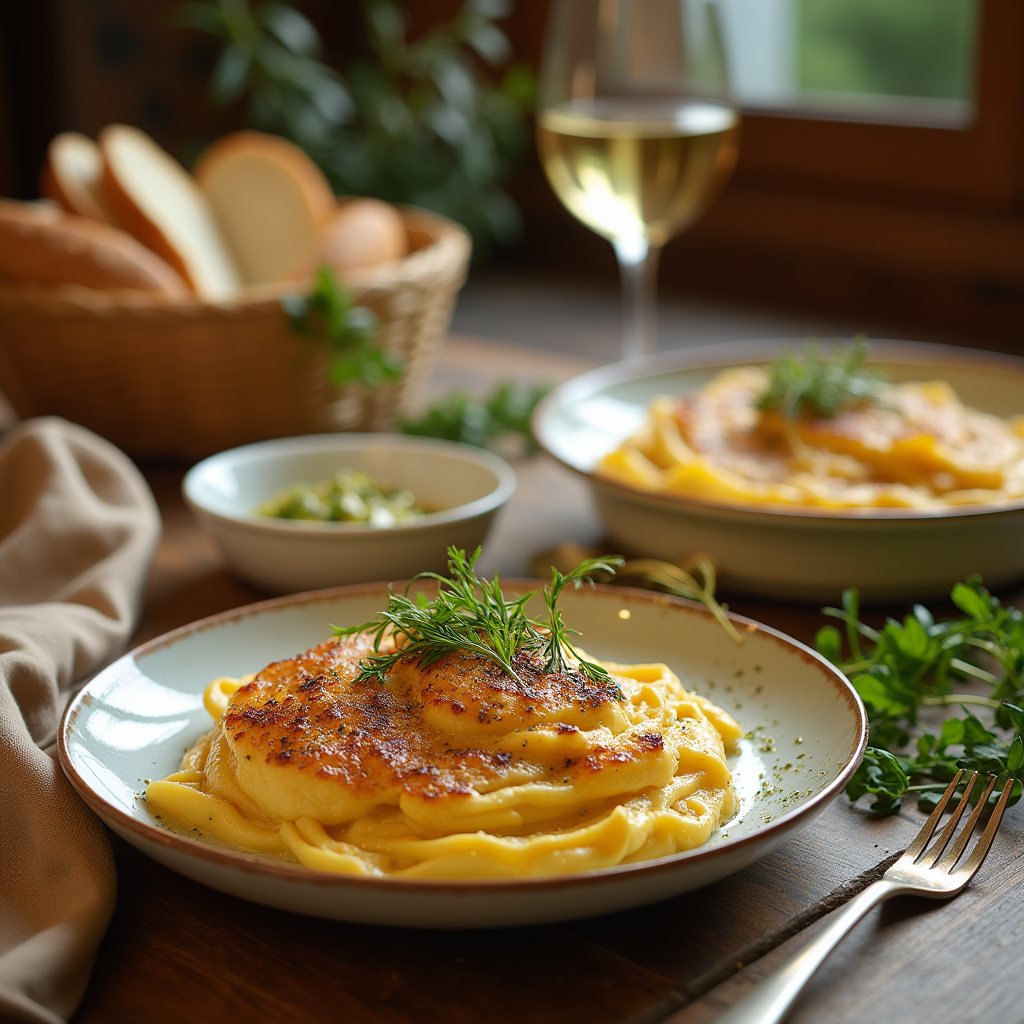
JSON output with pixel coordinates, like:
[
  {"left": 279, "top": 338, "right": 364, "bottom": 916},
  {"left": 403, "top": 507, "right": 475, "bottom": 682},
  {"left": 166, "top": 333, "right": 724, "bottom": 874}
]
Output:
[{"left": 715, "top": 878, "right": 903, "bottom": 1024}]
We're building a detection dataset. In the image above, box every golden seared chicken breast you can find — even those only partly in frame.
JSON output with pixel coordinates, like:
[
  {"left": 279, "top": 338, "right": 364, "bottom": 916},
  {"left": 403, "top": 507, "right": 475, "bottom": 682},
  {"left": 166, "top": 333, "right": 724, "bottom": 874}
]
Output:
[
  {"left": 600, "top": 365, "right": 1024, "bottom": 509},
  {"left": 148, "top": 632, "right": 741, "bottom": 878}
]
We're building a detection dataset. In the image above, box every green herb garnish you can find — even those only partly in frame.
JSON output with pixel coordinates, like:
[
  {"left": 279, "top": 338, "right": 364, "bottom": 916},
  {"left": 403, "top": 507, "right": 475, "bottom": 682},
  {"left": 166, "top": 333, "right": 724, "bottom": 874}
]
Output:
[
  {"left": 333, "top": 547, "right": 625, "bottom": 693},
  {"left": 756, "top": 337, "right": 887, "bottom": 420},
  {"left": 616, "top": 558, "right": 745, "bottom": 645},
  {"left": 399, "top": 381, "right": 552, "bottom": 454},
  {"left": 257, "top": 469, "right": 421, "bottom": 525},
  {"left": 816, "top": 577, "right": 1024, "bottom": 816},
  {"left": 282, "top": 266, "right": 402, "bottom": 388}
]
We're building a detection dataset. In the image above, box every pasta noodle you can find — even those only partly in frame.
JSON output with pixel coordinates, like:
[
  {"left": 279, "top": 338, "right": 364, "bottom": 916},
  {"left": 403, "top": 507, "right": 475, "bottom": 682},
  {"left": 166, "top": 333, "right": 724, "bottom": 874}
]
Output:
[
  {"left": 599, "top": 366, "right": 1024, "bottom": 510},
  {"left": 146, "top": 631, "right": 741, "bottom": 879}
]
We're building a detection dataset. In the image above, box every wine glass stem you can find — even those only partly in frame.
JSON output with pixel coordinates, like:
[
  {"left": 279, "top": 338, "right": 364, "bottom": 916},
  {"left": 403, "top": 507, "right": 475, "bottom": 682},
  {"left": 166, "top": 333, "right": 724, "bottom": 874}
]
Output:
[{"left": 614, "top": 237, "right": 662, "bottom": 361}]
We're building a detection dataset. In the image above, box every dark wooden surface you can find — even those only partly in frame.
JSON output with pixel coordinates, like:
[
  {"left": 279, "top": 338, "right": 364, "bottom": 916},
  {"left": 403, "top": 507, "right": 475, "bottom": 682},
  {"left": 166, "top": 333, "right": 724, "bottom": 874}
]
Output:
[{"left": 72, "top": 337, "right": 1024, "bottom": 1024}]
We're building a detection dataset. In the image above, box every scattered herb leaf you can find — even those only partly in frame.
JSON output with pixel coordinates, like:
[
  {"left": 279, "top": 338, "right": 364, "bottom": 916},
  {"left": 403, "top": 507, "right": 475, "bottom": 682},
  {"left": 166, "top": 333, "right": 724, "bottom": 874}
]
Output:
[
  {"left": 817, "top": 575, "right": 1024, "bottom": 815},
  {"left": 399, "top": 381, "right": 552, "bottom": 454},
  {"left": 333, "top": 546, "right": 625, "bottom": 694},
  {"left": 756, "top": 336, "right": 887, "bottom": 420},
  {"left": 616, "top": 558, "right": 745, "bottom": 645},
  {"left": 282, "top": 266, "right": 401, "bottom": 387}
]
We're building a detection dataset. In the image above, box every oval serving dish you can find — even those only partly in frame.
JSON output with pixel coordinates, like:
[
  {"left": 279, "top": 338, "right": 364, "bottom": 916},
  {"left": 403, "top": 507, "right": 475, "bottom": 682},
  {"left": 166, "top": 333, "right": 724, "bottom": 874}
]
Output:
[
  {"left": 183, "top": 433, "right": 516, "bottom": 594},
  {"left": 533, "top": 338, "right": 1024, "bottom": 602},
  {"left": 59, "top": 582, "right": 865, "bottom": 928}
]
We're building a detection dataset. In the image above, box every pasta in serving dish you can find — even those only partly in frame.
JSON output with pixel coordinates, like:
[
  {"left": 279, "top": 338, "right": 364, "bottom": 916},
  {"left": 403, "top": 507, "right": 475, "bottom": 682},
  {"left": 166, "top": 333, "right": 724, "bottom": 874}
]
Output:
[
  {"left": 599, "top": 364, "right": 1024, "bottom": 510},
  {"left": 146, "top": 553, "right": 741, "bottom": 880}
]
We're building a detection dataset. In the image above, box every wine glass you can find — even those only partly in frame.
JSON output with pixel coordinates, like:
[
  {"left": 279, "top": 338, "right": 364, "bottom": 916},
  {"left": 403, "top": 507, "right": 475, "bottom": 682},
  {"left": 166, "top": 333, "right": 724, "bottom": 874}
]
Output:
[{"left": 537, "top": 0, "right": 739, "bottom": 360}]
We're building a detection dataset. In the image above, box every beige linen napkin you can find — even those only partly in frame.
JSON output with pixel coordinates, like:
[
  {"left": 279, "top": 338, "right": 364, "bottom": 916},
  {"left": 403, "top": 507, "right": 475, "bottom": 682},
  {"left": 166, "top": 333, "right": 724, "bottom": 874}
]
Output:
[{"left": 0, "top": 417, "right": 160, "bottom": 1024}]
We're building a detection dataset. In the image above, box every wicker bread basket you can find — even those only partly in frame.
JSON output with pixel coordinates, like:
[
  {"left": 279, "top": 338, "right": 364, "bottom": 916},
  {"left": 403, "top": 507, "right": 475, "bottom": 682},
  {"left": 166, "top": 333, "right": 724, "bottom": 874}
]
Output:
[{"left": 0, "top": 206, "right": 470, "bottom": 459}]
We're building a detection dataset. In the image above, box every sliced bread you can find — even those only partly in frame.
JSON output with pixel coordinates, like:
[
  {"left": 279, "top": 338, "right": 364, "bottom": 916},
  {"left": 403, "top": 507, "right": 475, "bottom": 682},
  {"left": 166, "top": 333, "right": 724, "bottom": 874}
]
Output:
[
  {"left": 193, "top": 130, "right": 335, "bottom": 285},
  {"left": 304, "top": 198, "right": 408, "bottom": 276},
  {"left": 41, "top": 132, "right": 114, "bottom": 223},
  {"left": 0, "top": 199, "right": 188, "bottom": 294},
  {"left": 99, "top": 124, "right": 240, "bottom": 301}
]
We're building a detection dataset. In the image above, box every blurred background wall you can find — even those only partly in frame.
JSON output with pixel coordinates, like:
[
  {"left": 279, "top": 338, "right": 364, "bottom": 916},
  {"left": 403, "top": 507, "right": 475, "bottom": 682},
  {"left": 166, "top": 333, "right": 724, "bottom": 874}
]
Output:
[{"left": 2, "top": 0, "right": 1022, "bottom": 350}]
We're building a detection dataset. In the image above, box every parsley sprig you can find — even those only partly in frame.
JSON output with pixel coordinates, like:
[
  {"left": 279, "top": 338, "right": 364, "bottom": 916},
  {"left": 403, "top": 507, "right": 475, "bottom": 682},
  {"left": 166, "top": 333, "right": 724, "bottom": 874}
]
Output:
[
  {"left": 333, "top": 547, "right": 625, "bottom": 694},
  {"left": 757, "top": 337, "right": 887, "bottom": 420},
  {"left": 399, "top": 381, "right": 552, "bottom": 454},
  {"left": 282, "top": 266, "right": 402, "bottom": 388},
  {"left": 816, "top": 577, "right": 1024, "bottom": 815}
]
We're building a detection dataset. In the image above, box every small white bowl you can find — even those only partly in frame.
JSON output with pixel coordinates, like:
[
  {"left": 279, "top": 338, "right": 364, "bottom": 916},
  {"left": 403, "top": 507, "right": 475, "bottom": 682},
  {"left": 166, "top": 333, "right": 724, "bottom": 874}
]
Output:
[{"left": 183, "top": 434, "right": 516, "bottom": 593}]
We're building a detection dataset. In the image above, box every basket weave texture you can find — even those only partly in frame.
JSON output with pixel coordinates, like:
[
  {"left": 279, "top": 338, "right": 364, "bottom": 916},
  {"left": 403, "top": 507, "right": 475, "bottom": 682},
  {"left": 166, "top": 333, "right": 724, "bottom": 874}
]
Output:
[{"left": 0, "top": 207, "right": 470, "bottom": 459}]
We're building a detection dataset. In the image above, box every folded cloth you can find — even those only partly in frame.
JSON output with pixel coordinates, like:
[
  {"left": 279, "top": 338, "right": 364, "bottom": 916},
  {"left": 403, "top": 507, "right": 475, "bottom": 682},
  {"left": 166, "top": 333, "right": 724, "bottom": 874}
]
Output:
[{"left": 0, "top": 418, "right": 160, "bottom": 1024}]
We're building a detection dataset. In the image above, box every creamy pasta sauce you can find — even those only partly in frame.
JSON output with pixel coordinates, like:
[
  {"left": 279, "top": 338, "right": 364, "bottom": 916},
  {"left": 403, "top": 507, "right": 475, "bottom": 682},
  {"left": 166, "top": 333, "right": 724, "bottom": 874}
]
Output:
[
  {"left": 146, "top": 630, "right": 740, "bottom": 879},
  {"left": 599, "top": 366, "right": 1024, "bottom": 509}
]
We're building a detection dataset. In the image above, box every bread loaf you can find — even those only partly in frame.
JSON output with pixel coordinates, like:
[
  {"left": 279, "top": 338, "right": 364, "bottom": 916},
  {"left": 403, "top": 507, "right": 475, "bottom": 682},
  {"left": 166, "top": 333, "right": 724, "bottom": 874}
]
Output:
[
  {"left": 41, "top": 132, "right": 114, "bottom": 223},
  {"left": 305, "top": 198, "right": 408, "bottom": 276},
  {"left": 194, "top": 130, "right": 335, "bottom": 286},
  {"left": 0, "top": 199, "right": 188, "bottom": 294},
  {"left": 99, "top": 124, "right": 240, "bottom": 300}
]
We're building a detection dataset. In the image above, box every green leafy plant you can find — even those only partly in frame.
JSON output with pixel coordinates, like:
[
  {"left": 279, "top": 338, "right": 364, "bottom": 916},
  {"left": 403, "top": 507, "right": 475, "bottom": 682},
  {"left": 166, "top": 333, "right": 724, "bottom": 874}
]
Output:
[
  {"left": 399, "top": 381, "right": 552, "bottom": 453},
  {"left": 334, "top": 547, "right": 626, "bottom": 692},
  {"left": 178, "top": 0, "right": 533, "bottom": 248},
  {"left": 816, "top": 577, "right": 1024, "bottom": 816},
  {"left": 281, "top": 266, "right": 401, "bottom": 386},
  {"left": 756, "top": 337, "right": 888, "bottom": 420}
]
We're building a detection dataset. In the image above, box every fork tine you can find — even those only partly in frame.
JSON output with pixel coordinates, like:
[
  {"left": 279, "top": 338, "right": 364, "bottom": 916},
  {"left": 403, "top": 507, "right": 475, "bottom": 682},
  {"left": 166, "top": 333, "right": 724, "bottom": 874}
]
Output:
[
  {"left": 916, "top": 771, "right": 979, "bottom": 868},
  {"left": 903, "top": 768, "right": 964, "bottom": 861},
  {"left": 935, "top": 774, "right": 995, "bottom": 872},
  {"left": 953, "top": 776, "right": 1017, "bottom": 880}
]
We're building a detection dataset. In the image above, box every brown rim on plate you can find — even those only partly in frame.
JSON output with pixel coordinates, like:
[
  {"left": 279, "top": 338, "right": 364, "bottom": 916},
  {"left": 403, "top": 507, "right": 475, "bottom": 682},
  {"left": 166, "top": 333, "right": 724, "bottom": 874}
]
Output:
[
  {"left": 533, "top": 337, "right": 1024, "bottom": 522},
  {"left": 58, "top": 581, "right": 868, "bottom": 894}
]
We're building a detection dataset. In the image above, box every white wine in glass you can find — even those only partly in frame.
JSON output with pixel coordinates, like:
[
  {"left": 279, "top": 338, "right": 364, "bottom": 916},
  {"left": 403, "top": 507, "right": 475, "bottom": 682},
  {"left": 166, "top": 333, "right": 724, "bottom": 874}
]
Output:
[{"left": 537, "top": 0, "right": 739, "bottom": 360}]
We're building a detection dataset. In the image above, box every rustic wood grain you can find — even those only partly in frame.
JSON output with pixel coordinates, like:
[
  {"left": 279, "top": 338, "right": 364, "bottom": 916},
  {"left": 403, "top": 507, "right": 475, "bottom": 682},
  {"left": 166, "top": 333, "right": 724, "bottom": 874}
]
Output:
[
  {"left": 670, "top": 806, "right": 1024, "bottom": 1024},
  {"left": 566, "top": 802, "right": 920, "bottom": 1003},
  {"left": 74, "top": 841, "right": 677, "bottom": 1024}
]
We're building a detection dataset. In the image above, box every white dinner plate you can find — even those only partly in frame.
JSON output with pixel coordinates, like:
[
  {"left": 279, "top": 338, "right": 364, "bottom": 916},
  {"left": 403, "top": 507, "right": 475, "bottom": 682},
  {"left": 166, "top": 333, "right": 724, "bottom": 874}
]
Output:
[
  {"left": 59, "top": 583, "right": 866, "bottom": 928},
  {"left": 533, "top": 339, "right": 1024, "bottom": 602}
]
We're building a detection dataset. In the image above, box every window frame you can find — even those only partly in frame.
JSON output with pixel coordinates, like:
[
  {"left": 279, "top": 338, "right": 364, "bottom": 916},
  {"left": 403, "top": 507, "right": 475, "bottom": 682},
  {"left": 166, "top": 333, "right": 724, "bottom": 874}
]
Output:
[{"left": 729, "top": 0, "right": 1024, "bottom": 213}]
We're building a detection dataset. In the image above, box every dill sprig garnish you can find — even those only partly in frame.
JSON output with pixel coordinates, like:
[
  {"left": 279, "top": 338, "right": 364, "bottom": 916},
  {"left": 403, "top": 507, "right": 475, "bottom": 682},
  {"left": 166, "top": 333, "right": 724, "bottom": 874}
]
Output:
[
  {"left": 616, "top": 558, "right": 744, "bottom": 645},
  {"left": 756, "top": 337, "right": 887, "bottom": 420},
  {"left": 333, "top": 547, "right": 626, "bottom": 695}
]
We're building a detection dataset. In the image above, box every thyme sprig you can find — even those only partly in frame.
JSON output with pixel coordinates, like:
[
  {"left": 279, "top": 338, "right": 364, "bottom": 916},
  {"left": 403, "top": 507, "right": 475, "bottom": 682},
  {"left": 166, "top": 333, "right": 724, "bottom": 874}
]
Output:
[
  {"left": 333, "top": 547, "right": 625, "bottom": 694},
  {"left": 816, "top": 577, "right": 1024, "bottom": 816},
  {"left": 756, "top": 337, "right": 887, "bottom": 420}
]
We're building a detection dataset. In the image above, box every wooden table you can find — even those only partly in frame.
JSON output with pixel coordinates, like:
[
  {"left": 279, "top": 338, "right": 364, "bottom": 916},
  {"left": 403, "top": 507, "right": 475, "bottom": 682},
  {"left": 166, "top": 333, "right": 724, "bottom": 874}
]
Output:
[{"left": 72, "top": 337, "right": 1023, "bottom": 1024}]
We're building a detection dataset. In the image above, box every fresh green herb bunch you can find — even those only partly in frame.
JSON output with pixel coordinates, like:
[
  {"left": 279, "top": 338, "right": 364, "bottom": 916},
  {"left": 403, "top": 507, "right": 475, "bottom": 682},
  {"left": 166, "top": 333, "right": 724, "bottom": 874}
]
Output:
[
  {"left": 178, "top": 0, "right": 533, "bottom": 249},
  {"left": 333, "top": 547, "right": 625, "bottom": 694},
  {"left": 282, "top": 266, "right": 401, "bottom": 387},
  {"left": 399, "top": 381, "right": 552, "bottom": 453},
  {"left": 815, "top": 578, "right": 1024, "bottom": 816},
  {"left": 757, "top": 337, "right": 887, "bottom": 420}
]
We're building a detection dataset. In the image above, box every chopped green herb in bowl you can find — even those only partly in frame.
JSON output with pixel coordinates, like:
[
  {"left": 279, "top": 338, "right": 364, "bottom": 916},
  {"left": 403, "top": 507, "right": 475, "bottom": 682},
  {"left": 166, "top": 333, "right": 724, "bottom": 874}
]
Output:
[{"left": 258, "top": 470, "right": 423, "bottom": 527}]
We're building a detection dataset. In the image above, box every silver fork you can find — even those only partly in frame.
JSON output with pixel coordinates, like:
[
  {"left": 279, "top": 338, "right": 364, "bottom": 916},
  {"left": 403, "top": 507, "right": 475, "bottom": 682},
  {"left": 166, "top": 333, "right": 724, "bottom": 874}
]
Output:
[{"left": 717, "top": 770, "right": 1015, "bottom": 1024}]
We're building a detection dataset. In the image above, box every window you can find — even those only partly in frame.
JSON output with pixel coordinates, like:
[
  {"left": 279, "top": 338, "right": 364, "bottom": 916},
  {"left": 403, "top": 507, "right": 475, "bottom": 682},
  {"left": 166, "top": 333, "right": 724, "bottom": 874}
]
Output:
[{"left": 721, "top": 0, "right": 978, "bottom": 126}]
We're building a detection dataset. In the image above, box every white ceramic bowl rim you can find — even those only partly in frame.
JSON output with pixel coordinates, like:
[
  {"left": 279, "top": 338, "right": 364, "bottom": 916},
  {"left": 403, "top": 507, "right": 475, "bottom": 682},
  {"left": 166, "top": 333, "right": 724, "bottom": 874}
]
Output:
[
  {"left": 533, "top": 338, "right": 1024, "bottom": 523},
  {"left": 58, "top": 582, "right": 867, "bottom": 896},
  {"left": 183, "top": 433, "right": 517, "bottom": 536}
]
